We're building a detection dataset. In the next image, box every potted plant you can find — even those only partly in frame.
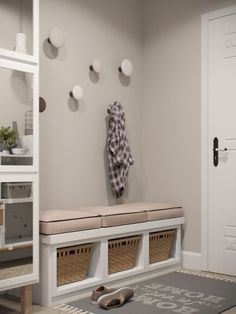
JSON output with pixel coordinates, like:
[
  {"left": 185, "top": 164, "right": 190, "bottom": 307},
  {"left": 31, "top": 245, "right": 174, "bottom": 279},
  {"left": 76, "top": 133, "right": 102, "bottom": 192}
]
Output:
[{"left": 0, "top": 126, "right": 16, "bottom": 154}]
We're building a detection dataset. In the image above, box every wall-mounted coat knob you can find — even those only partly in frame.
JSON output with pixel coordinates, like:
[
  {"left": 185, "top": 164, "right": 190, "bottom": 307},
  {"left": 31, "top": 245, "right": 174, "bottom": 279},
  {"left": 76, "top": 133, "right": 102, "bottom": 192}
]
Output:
[
  {"left": 89, "top": 59, "right": 102, "bottom": 74},
  {"left": 119, "top": 59, "right": 133, "bottom": 77},
  {"left": 48, "top": 28, "right": 65, "bottom": 48},
  {"left": 69, "top": 85, "right": 84, "bottom": 100},
  {"left": 39, "top": 97, "right": 47, "bottom": 113}
]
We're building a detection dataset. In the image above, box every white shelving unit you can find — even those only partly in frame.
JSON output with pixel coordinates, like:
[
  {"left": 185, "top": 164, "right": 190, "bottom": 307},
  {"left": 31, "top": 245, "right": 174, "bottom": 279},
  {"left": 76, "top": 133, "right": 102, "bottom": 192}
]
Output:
[{"left": 0, "top": 0, "right": 39, "bottom": 293}]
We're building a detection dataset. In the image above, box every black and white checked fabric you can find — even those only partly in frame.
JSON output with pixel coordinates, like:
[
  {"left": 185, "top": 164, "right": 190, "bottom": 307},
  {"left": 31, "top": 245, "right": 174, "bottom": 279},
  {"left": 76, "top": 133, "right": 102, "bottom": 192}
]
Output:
[{"left": 106, "top": 102, "right": 134, "bottom": 198}]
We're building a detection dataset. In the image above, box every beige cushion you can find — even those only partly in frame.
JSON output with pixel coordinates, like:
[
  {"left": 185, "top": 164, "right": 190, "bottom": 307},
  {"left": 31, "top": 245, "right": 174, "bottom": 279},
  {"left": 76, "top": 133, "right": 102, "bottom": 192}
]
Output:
[
  {"left": 84, "top": 205, "right": 146, "bottom": 227},
  {"left": 40, "top": 203, "right": 183, "bottom": 234},
  {"left": 125, "top": 202, "right": 183, "bottom": 221},
  {"left": 82, "top": 203, "right": 183, "bottom": 227},
  {"left": 40, "top": 209, "right": 101, "bottom": 235},
  {"left": 146, "top": 207, "right": 184, "bottom": 221}
]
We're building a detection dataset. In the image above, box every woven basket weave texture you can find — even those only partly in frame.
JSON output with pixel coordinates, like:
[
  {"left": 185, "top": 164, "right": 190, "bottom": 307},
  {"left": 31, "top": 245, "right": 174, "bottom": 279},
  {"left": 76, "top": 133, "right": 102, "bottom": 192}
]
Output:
[
  {"left": 149, "top": 229, "right": 176, "bottom": 264},
  {"left": 108, "top": 235, "right": 141, "bottom": 274},
  {"left": 2, "top": 182, "right": 32, "bottom": 199},
  {"left": 57, "top": 243, "right": 93, "bottom": 286}
]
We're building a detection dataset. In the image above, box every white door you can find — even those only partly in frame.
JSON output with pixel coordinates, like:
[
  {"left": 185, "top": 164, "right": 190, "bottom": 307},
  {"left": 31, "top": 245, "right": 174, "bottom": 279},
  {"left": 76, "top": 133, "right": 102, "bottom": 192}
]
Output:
[{"left": 207, "top": 9, "right": 236, "bottom": 275}]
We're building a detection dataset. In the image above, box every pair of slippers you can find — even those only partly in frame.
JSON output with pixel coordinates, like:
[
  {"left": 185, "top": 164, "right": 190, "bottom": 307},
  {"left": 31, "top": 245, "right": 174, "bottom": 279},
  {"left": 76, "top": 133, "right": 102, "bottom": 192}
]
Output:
[{"left": 91, "top": 285, "right": 134, "bottom": 309}]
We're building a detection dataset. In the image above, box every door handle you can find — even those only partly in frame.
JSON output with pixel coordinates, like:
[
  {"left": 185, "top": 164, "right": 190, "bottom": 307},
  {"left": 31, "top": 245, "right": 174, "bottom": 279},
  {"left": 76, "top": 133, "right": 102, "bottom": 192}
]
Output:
[
  {"left": 213, "top": 137, "right": 219, "bottom": 167},
  {"left": 213, "top": 137, "right": 236, "bottom": 167}
]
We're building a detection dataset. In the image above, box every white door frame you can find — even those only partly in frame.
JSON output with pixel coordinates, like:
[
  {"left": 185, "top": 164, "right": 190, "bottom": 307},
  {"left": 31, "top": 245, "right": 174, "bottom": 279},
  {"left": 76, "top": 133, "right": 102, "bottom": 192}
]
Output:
[{"left": 201, "top": 5, "right": 236, "bottom": 271}]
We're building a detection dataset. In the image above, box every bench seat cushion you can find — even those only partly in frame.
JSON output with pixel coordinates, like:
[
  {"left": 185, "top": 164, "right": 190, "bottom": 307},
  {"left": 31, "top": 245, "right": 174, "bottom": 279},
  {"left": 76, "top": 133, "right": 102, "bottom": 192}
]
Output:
[
  {"left": 140, "top": 203, "right": 184, "bottom": 221},
  {"left": 83, "top": 203, "right": 183, "bottom": 227},
  {"left": 40, "top": 209, "right": 101, "bottom": 235},
  {"left": 40, "top": 203, "right": 184, "bottom": 234},
  {"left": 84, "top": 205, "right": 147, "bottom": 227}
]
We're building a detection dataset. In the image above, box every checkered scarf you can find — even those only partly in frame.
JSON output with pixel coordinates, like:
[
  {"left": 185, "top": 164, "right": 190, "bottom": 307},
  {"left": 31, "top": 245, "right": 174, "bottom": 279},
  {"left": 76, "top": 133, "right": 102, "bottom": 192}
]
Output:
[{"left": 106, "top": 102, "right": 134, "bottom": 198}]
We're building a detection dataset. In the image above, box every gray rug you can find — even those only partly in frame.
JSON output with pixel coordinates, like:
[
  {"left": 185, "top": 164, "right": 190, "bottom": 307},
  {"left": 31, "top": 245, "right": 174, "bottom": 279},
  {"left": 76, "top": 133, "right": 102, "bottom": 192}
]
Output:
[{"left": 57, "top": 271, "right": 236, "bottom": 314}]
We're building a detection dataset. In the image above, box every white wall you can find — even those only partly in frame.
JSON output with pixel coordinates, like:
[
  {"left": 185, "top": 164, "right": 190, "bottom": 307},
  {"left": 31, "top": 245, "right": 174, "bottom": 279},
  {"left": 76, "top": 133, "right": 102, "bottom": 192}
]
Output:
[
  {"left": 141, "top": 0, "right": 236, "bottom": 253},
  {"left": 39, "top": 0, "right": 143, "bottom": 209}
]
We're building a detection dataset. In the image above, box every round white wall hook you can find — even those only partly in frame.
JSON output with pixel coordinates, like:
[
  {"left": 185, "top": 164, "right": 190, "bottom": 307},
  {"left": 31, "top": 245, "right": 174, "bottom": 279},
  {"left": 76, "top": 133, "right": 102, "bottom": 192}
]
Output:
[
  {"left": 48, "top": 27, "right": 65, "bottom": 48},
  {"left": 119, "top": 59, "right": 133, "bottom": 77},
  {"left": 69, "top": 85, "right": 84, "bottom": 100},
  {"left": 89, "top": 59, "right": 102, "bottom": 73}
]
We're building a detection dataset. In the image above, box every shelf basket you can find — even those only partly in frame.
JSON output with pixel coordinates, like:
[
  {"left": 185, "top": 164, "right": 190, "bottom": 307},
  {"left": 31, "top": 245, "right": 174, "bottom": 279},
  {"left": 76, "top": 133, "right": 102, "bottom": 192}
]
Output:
[
  {"left": 57, "top": 243, "right": 93, "bottom": 286},
  {"left": 1, "top": 182, "right": 32, "bottom": 199},
  {"left": 149, "top": 229, "right": 176, "bottom": 264},
  {"left": 108, "top": 235, "right": 141, "bottom": 274}
]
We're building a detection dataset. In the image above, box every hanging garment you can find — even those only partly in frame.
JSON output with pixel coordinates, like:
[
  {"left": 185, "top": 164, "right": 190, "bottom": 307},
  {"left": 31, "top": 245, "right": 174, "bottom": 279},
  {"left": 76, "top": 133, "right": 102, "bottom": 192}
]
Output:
[{"left": 106, "top": 102, "right": 134, "bottom": 198}]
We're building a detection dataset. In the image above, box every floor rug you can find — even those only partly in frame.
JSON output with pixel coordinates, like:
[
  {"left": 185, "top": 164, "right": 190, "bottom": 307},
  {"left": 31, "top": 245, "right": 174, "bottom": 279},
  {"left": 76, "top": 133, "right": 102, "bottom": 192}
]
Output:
[{"left": 55, "top": 270, "right": 236, "bottom": 314}]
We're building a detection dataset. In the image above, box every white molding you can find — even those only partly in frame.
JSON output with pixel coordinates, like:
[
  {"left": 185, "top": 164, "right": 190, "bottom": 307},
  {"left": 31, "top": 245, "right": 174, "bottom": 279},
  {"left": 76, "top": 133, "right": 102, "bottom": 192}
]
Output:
[
  {"left": 33, "top": 0, "right": 39, "bottom": 63},
  {"left": 182, "top": 251, "right": 202, "bottom": 271},
  {"left": 201, "top": 12, "right": 209, "bottom": 272}
]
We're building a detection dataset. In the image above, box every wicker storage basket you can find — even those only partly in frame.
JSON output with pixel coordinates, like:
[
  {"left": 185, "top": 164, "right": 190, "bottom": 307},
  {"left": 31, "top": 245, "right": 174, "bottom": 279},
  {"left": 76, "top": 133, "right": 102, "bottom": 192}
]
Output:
[
  {"left": 108, "top": 235, "right": 141, "bottom": 274},
  {"left": 57, "top": 243, "right": 93, "bottom": 286},
  {"left": 1, "top": 182, "right": 32, "bottom": 199},
  {"left": 149, "top": 229, "right": 176, "bottom": 264}
]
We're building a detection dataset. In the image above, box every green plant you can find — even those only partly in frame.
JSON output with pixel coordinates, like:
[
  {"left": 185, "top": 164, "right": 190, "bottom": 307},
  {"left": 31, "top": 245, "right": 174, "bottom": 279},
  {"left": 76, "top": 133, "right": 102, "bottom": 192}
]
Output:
[{"left": 0, "top": 126, "right": 16, "bottom": 149}]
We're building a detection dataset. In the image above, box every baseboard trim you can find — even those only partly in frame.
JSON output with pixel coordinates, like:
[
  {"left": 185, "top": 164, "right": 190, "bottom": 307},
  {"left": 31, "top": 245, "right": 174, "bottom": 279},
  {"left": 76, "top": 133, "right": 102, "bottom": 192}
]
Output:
[{"left": 182, "top": 251, "right": 202, "bottom": 270}]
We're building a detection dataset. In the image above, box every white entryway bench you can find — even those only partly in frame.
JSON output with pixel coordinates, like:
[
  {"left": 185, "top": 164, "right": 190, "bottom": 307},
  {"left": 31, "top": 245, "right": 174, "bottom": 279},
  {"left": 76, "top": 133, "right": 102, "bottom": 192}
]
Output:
[{"left": 33, "top": 203, "right": 185, "bottom": 306}]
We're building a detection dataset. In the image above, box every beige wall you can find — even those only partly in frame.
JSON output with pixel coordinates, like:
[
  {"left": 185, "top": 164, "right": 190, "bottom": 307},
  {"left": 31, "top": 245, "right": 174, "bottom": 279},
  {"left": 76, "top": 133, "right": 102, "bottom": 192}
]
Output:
[
  {"left": 39, "top": 0, "right": 236, "bottom": 253},
  {"left": 39, "top": 0, "right": 143, "bottom": 209},
  {"left": 141, "top": 0, "right": 236, "bottom": 252}
]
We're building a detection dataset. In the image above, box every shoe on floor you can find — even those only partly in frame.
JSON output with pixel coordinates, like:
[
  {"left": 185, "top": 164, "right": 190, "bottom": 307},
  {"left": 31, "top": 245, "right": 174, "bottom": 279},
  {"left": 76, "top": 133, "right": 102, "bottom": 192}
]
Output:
[
  {"left": 98, "top": 287, "right": 134, "bottom": 309},
  {"left": 91, "top": 285, "right": 115, "bottom": 304}
]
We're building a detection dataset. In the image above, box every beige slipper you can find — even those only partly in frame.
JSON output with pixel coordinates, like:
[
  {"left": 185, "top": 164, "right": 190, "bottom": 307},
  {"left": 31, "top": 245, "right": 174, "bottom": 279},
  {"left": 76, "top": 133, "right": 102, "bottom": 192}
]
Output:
[
  {"left": 91, "top": 285, "right": 115, "bottom": 304},
  {"left": 98, "top": 287, "right": 134, "bottom": 309}
]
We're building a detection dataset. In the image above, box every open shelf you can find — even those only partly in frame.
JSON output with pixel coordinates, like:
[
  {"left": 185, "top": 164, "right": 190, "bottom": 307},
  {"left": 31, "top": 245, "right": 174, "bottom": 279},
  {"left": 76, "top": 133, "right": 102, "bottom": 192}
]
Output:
[
  {"left": 5, "top": 237, "right": 33, "bottom": 247},
  {"left": 1, "top": 197, "right": 33, "bottom": 204},
  {"left": 0, "top": 257, "right": 33, "bottom": 281},
  {"left": 0, "top": 48, "right": 37, "bottom": 65}
]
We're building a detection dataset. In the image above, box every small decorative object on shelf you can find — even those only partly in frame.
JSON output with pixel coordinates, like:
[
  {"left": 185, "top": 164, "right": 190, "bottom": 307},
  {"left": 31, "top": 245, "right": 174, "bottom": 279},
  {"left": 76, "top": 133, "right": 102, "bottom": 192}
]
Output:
[
  {"left": 1, "top": 182, "right": 32, "bottom": 199},
  {"left": 11, "top": 148, "right": 27, "bottom": 155},
  {"left": 24, "top": 110, "right": 33, "bottom": 135},
  {"left": 12, "top": 121, "right": 22, "bottom": 148},
  {"left": 0, "top": 126, "right": 16, "bottom": 154},
  {"left": 15, "top": 33, "right": 28, "bottom": 54}
]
